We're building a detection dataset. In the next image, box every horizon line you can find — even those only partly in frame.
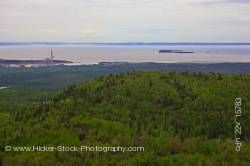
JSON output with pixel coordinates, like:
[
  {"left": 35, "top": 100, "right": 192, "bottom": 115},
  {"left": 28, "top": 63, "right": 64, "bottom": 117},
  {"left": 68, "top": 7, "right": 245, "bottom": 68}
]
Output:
[{"left": 1, "top": 42, "right": 250, "bottom": 46}]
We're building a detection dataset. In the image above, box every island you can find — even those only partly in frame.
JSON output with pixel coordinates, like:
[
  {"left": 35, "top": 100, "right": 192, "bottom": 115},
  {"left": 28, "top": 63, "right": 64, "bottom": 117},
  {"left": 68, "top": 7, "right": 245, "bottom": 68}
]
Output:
[{"left": 159, "top": 49, "right": 194, "bottom": 53}]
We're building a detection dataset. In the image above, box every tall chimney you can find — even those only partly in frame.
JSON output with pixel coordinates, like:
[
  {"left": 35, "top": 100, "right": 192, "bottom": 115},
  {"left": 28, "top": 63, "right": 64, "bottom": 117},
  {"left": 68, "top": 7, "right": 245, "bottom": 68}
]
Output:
[{"left": 51, "top": 48, "right": 54, "bottom": 65}]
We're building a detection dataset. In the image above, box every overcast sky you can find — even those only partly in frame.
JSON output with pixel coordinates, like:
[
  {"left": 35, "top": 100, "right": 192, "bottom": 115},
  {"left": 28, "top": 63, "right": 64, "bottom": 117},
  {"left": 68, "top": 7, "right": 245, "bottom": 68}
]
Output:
[{"left": 0, "top": 0, "right": 250, "bottom": 42}]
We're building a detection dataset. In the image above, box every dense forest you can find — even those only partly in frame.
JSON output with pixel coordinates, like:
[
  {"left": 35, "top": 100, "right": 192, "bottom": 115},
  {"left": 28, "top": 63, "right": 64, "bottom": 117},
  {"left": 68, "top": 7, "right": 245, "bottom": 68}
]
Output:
[
  {"left": 0, "top": 71, "right": 250, "bottom": 165},
  {"left": 2, "top": 62, "right": 249, "bottom": 113}
]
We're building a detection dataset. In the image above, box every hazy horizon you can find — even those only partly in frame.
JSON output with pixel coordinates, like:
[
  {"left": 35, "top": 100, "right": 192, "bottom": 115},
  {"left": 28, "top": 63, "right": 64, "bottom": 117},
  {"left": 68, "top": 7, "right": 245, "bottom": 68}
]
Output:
[
  {"left": 1, "top": 44, "right": 250, "bottom": 64},
  {"left": 1, "top": 42, "right": 250, "bottom": 45},
  {"left": 1, "top": 0, "right": 250, "bottom": 42}
]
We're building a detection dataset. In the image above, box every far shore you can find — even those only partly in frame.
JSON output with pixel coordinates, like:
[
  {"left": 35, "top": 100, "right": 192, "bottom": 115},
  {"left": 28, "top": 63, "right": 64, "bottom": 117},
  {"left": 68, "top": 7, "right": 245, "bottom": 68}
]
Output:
[{"left": 0, "top": 59, "right": 73, "bottom": 68}]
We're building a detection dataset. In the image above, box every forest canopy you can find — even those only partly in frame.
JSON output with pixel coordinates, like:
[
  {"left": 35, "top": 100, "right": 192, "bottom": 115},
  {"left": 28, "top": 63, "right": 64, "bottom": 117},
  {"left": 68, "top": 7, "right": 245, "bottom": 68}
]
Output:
[{"left": 0, "top": 71, "right": 250, "bottom": 165}]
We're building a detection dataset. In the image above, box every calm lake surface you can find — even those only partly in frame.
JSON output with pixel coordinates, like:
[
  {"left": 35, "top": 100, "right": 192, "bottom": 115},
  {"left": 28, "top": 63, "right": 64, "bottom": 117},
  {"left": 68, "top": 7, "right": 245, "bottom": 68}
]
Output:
[{"left": 0, "top": 44, "right": 250, "bottom": 64}]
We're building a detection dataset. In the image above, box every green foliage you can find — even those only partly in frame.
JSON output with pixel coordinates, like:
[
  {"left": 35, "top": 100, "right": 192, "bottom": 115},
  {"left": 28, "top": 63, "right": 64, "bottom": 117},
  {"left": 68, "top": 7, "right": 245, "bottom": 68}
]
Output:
[{"left": 1, "top": 71, "right": 250, "bottom": 165}]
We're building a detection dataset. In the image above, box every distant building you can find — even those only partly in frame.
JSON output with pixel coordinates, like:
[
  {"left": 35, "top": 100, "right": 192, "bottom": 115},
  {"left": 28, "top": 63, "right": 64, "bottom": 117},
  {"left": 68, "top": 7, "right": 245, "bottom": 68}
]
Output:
[
  {"left": 0, "top": 49, "right": 71, "bottom": 68},
  {"left": 0, "top": 87, "right": 9, "bottom": 90},
  {"left": 24, "top": 64, "right": 32, "bottom": 68},
  {"left": 51, "top": 48, "right": 54, "bottom": 64},
  {"left": 44, "top": 48, "right": 54, "bottom": 66}
]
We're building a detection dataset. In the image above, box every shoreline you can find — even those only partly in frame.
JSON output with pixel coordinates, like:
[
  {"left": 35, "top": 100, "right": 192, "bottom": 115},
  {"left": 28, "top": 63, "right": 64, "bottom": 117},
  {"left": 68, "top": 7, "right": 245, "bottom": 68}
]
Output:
[
  {"left": 1, "top": 59, "right": 250, "bottom": 68},
  {"left": 0, "top": 59, "right": 73, "bottom": 68}
]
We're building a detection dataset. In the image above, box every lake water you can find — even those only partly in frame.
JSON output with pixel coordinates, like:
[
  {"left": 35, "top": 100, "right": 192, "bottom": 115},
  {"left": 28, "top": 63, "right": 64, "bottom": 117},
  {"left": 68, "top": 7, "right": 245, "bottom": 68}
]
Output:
[{"left": 0, "top": 44, "right": 250, "bottom": 64}]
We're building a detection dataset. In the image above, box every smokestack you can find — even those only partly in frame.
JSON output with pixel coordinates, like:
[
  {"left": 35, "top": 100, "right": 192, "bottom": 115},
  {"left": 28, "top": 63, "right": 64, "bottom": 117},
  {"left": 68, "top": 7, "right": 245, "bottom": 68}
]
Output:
[{"left": 51, "top": 48, "right": 54, "bottom": 65}]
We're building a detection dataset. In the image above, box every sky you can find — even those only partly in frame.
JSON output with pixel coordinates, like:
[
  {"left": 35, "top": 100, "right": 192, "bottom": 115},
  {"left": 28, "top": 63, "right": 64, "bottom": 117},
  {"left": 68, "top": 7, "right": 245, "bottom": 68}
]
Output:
[{"left": 0, "top": 0, "right": 250, "bottom": 42}]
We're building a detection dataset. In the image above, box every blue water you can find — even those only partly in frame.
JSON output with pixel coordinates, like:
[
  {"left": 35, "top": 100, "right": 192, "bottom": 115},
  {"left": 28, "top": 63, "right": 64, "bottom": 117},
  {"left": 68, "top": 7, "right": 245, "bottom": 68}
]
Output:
[{"left": 0, "top": 43, "right": 250, "bottom": 64}]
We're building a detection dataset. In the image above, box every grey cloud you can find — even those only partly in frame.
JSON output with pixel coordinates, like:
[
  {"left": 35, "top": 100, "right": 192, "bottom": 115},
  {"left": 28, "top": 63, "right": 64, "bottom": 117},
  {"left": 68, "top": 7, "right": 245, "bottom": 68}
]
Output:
[
  {"left": 199, "top": 0, "right": 250, "bottom": 4},
  {"left": 0, "top": 0, "right": 250, "bottom": 42}
]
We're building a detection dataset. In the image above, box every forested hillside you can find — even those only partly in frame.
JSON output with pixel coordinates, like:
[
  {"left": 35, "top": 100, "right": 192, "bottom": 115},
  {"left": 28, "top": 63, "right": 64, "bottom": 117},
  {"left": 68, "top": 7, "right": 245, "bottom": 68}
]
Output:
[{"left": 1, "top": 71, "right": 250, "bottom": 165}]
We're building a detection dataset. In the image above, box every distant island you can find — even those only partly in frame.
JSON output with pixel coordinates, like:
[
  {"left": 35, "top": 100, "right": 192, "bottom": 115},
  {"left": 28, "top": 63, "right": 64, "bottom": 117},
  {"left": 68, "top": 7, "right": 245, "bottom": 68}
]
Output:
[{"left": 159, "top": 50, "right": 194, "bottom": 54}]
